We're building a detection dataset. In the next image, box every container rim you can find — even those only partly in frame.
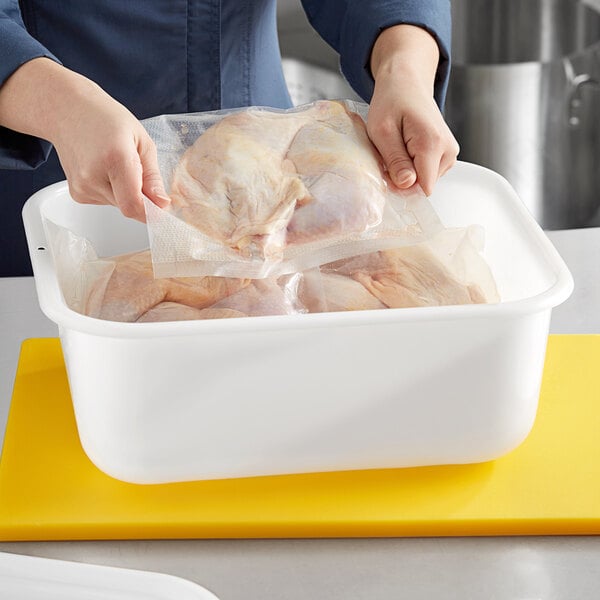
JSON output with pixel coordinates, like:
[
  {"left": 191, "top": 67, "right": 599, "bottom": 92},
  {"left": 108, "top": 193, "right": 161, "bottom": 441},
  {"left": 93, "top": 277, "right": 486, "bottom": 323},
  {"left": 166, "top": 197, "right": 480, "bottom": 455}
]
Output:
[{"left": 22, "top": 164, "right": 574, "bottom": 339}]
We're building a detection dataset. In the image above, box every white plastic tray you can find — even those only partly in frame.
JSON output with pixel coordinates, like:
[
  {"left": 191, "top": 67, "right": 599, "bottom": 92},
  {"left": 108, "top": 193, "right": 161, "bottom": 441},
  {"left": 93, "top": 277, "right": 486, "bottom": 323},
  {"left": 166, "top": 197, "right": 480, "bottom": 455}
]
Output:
[
  {"left": 22, "top": 161, "right": 574, "bottom": 484},
  {"left": 0, "top": 551, "right": 219, "bottom": 599}
]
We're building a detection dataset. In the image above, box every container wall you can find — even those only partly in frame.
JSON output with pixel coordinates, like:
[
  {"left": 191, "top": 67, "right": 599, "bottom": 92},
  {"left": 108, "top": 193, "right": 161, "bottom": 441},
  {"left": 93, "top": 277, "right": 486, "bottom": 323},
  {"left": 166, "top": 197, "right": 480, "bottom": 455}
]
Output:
[
  {"left": 26, "top": 163, "right": 572, "bottom": 483},
  {"left": 61, "top": 310, "right": 551, "bottom": 483}
]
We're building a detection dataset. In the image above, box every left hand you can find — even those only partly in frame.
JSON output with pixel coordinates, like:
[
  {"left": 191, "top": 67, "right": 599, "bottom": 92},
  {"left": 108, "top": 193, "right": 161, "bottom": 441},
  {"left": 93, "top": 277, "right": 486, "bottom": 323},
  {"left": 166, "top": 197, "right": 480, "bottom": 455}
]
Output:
[{"left": 367, "top": 25, "right": 460, "bottom": 196}]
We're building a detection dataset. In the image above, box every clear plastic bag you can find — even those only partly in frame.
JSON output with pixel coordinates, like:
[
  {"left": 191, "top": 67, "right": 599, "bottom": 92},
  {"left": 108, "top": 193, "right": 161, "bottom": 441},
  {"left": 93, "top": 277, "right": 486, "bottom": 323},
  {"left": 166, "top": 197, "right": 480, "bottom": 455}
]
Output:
[
  {"left": 44, "top": 217, "right": 498, "bottom": 324},
  {"left": 43, "top": 97, "right": 499, "bottom": 323},
  {"left": 313, "top": 226, "right": 500, "bottom": 311},
  {"left": 84, "top": 250, "right": 311, "bottom": 322},
  {"left": 43, "top": 220, "right": 310, "bottom": 322},
  {"left": 142, "top": 100, "right": 443, "bottom": 279}
]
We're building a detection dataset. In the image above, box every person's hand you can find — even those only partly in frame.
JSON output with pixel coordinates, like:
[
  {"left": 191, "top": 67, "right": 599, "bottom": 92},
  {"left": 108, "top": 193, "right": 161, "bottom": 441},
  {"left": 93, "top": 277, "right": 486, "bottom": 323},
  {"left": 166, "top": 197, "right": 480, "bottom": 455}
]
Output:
[
  {"left": 367, "top": 25, "right": 459, "bottom": 196},
  {"left": 50, "top": 81, "right": 170, "bottom": 221},
  {"left": 0, "top": 58, "right": 170, "bottom": 221}
]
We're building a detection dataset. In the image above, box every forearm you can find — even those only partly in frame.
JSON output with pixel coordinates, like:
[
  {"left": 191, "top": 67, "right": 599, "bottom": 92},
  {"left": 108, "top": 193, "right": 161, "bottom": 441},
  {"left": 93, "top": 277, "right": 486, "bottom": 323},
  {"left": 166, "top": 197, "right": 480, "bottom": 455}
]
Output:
[
  {"left": 370, "top": 24, "right": 440, "bottom": 94},
  {"left": 0, "top": 56, "right": 169, "bottom": 218},
  {"left": 0, "top": 57, "right": 101, "bottom": 144}
]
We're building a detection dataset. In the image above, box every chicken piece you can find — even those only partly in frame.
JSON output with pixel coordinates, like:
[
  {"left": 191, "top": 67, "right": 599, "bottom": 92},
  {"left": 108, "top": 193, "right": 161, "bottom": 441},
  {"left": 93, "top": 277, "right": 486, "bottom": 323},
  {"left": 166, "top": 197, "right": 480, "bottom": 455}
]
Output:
[
  {"left": 298, "top": 271, "right": 386, "bottom": 313},
  {"left": 85, "top": 251, "right": 163, "bottom": 322},
  {"left": 320, "top": 273, "right": 387, "bottom": 312},
  {"left": 325, "top": 244, "right": 486, "bottom": 309},
  {"left": 85, "top": 250, "right": 249, "bottom": 322},
  {"left": 168, "top": 101, "right": 386, "bottom": 257},
  {"left": 169, "top": 109, "right": 313, "bottom": 257},
  {"left": 285, "top": 102, "right": 386, "bottom": 243},
  {"left": 212, "top": 278, "right": 298, "bottom": 317},
  {"left": 137, "top": 302, "right": 245, "bottom": 322}
]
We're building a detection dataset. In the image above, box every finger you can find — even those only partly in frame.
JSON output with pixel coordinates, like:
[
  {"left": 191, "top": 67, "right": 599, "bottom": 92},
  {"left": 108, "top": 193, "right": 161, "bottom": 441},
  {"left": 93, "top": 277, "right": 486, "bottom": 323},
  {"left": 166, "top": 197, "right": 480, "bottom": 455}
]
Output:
[
  {"left": 139, "top": 138, "right": 171, "bottom": 209},
  {"left": 439, "top": 151, "right": 457, "bottom": 178},
  {"left": 107, "top": 154, "right": 146, "bottom": 222},
  {"left": 413, "top": 145, "right": 444, "bottom": 196},
  {"left": 369, "top": 119, "right": 417, "bottom": 189},
  {"left": 439, "top": 138, "right": 460, "bottom": 177}
]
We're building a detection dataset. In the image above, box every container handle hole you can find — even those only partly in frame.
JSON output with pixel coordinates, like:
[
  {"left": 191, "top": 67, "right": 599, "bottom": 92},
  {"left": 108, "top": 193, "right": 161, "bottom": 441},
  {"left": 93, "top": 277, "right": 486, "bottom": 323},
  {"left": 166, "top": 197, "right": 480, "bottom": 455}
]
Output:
[{"left": 37, "top": 246, "right": 46, "bottom": 251}]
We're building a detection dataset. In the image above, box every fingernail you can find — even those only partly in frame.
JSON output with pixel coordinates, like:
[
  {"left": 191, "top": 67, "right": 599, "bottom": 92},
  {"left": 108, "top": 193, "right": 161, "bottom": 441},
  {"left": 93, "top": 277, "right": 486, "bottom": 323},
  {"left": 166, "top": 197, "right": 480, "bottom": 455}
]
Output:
[
  {"left": 153, "top": 189, "right": 171, "bottom": 205},
  {"left": 395, "top": 169, "right": 416, "bottom": 186}
]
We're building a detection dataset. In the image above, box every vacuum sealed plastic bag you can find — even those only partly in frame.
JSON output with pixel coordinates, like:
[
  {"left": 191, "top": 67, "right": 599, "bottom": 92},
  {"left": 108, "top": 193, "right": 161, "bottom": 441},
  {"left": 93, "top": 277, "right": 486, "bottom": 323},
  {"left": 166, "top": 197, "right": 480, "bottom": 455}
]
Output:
[
  {"left": 43, "top": 217, "right": 499, "bottom": 324},
  {"left": 84, "top": 250, "right": 309, "bottom": 322},
  {"left": 143, "top": 100, "right": 443, "bottom": 279},
  {"left": 43, "top": 220, "right": 310, "bottom": 322},
  {"left": 304, "top": 226, "right": 500, "bottom": 312},
  {"left": 42, "top": 99, "right": 498, "bottom": 323}
]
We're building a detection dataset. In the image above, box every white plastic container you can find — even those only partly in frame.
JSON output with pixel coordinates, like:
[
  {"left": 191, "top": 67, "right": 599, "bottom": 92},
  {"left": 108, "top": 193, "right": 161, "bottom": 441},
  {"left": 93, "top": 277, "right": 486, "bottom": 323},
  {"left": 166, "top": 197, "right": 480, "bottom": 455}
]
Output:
[
  {"left": 0, "top": 551, "right": 219, "bottom": 599},
  {"left": 22, "top": 162, "right": 573, "bottom": 484}
]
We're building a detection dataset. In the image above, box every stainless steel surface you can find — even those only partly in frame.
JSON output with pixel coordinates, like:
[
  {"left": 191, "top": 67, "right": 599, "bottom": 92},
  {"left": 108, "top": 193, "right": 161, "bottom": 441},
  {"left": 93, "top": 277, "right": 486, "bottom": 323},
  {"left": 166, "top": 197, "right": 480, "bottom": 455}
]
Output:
[
  {"left": 1, "top": 538, "right": 600, "bottom": 600},
  {"left": 452, "top": 0, "right": 600, "bottom": 64},
  {"left": 446, "top": 0, "right": 600, "bottom": 230},
  {"left": 1, "top": 228, "right": 599, "bottom": 599}
]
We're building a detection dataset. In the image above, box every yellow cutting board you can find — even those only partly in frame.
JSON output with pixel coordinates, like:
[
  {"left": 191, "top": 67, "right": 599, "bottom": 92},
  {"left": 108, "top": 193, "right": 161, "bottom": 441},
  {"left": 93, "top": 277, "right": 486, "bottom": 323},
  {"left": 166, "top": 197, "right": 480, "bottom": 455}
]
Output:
[{"left": 0, "top": 336, "right": 599, "bottom": 541}]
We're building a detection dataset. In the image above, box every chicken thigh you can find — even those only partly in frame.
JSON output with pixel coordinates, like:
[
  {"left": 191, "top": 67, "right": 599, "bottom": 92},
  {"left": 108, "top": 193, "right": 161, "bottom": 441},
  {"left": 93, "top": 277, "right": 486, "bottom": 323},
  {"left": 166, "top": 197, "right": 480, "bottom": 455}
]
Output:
[
  {"left": 86, "top": 250, "right": 249, "bottom": 322},
  {"left": 167, "top": 101, "right": 386, "bottom": 257},
  {"left": 324, "top": 244, "right": 487, "bottom": 309},
  {"left": 285, "top": 102, "right": 386, "bottom": 243},
  {"left": 298, "top": 271, "right": 386, "bottom": 313},
  {"left": 211, "top": 278, "right": 299, "bottom": 317},
  {"left": 169, "top": 109, "right": 313, "bottom": 257},
  {"left": 137, "top": 302, "right": 245, "bottom": 322}
]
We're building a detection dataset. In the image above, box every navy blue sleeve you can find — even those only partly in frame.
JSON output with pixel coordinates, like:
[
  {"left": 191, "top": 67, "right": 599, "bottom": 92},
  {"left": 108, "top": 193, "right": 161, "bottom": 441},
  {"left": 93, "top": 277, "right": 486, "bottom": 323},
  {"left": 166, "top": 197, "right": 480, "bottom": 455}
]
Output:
[
  {"left": 0, "top": 1, "right": 61, "bottom": 170},
  {"left": 300, "top": 0, "right": 451, "bottom": 108}
]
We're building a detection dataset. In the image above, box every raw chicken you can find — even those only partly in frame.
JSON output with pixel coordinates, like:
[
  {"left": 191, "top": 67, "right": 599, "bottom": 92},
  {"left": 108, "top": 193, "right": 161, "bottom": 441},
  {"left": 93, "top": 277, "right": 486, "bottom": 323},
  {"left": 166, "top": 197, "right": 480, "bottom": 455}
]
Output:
[
  {"left": 82, "top": 242, "right": 490, "bottom": 322},
  {"left": 137, "top": 302, "right": 245, "bottom": 322},
  {"left": 285, "top": 102, "right": 385, "bottom": 243},
  {"left": 211, "top": 278, "right": 300, "bottom": 317},
  {"left": 83, "top": 250, "right": 304, "bottom": 322},
  {"left": 168, "top": 101, "right": 386, "bottom": 257},
  {"left": 169, "top": 111, "right": 311, "bottom": 257},
  {"left": 324, "top": 244, "right": 488, "bottom": 309},
  {"left": 85, "top": 250, "right": 249, "bottom": 322},
  {"left": 298, "top": 271, "right": 386, "bottom": 313}
]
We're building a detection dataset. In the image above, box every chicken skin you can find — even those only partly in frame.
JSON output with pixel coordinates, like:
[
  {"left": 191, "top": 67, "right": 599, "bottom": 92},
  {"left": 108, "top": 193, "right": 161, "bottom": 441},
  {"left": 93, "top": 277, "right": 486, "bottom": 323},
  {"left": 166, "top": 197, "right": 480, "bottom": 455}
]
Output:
[
  {"left": 168, "top": 101, "right": 386, "bottom": 258},
  {"left": 85, "top": 250, "right": 249, "bottom": 322},
  {"left": 285, "top": 102, "right": 386, "bottom": 244},
  {"left": 324, "top": 244, "right": 488, "bottom": 309},
  {"left": 137, "top": 302, "right": 245, "bottom": 322}
]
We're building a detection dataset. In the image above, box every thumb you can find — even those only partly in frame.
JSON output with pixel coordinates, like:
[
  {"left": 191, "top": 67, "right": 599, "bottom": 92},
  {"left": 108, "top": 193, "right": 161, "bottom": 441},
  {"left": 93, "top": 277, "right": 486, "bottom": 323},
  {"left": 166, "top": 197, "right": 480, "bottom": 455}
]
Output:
[
  {"left": 379, "top": 137, "right": 417, "bottom": 189},
  {"left": 368, "top": 118, "right": 418, "bottom": 189},
  {"left": 139, "top": 138, "right": 171, "bottom": 209}
]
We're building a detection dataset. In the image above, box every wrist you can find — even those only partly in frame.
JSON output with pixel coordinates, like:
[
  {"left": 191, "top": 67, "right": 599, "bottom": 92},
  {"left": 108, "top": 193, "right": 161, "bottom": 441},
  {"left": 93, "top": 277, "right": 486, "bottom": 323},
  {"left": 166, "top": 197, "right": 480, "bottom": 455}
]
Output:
[
  {"left": 0, "top": 57, "right": 102, "bottom": 144},
  {"left": 371, "top": 24, "right": 439, "bottom": 92}
]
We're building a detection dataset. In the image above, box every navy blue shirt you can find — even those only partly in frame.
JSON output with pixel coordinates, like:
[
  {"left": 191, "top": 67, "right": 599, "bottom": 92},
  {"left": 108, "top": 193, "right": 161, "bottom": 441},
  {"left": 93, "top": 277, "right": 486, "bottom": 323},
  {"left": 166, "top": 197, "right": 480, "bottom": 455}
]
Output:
[{"left": 0, "top": 0, "right": 451, "bottom": 276}]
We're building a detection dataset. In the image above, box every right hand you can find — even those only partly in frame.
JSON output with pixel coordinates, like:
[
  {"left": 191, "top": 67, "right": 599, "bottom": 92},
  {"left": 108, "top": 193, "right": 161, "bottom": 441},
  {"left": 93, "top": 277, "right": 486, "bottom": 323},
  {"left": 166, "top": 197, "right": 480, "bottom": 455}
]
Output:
[
  {"left": 0, "top": 58, "right": 170, "bottom": 221},
  {"left": 368, "top": 25, "right": 459, "bottom": 197}
]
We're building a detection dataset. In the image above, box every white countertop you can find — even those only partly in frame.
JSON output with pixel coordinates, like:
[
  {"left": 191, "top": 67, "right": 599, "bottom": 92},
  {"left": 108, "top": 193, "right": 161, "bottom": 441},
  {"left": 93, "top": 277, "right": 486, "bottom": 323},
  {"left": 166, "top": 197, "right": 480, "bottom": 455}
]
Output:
[{"left": 0, "top": 227, "right": 599, "bottom": 599}]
